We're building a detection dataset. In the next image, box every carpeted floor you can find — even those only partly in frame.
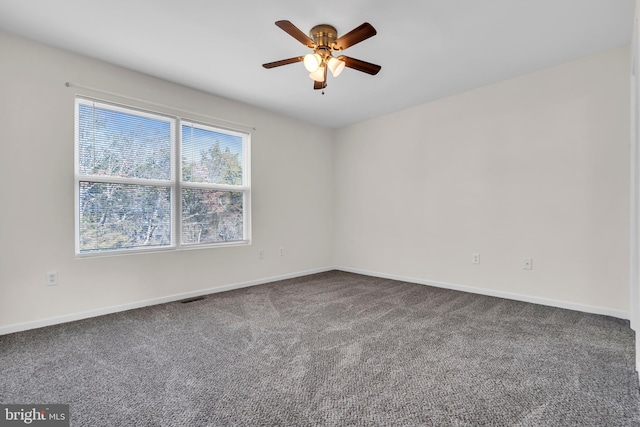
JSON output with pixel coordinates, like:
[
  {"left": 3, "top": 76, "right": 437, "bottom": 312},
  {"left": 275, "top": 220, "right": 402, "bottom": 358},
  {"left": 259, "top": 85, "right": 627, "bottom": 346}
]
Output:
[{"left": 1, "top": 270, "right": 639, "bottom": 426}]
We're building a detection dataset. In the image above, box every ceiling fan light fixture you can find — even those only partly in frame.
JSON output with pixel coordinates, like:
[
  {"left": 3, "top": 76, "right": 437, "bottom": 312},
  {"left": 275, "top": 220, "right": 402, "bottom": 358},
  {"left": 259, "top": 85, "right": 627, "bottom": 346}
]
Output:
[
  {"left": 263, "top": 20, "right": 381, "bottom": 91},
  {"left": 328, "top": 56, "right": 346, "bottom": 77},
  {"left": 303, "top": 53, "right": 322, "bottom": 72},
  {"left": 309, "top": 66, "right": 326, "bottom": 82}
]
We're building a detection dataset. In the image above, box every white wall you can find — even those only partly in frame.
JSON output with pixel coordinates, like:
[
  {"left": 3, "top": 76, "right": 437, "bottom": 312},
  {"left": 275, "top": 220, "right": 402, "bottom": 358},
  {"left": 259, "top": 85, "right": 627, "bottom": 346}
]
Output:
[
  {"left": 0, "top": 31, "right": 631, "bottom": 332},
  {"left": 631, "top": 0, "right": 640, "bottom": 370},
  {"left": 334, "top": 46, "right": 631, "bottom": 316},
  {"left": 0, "top": 32, "right": 334, "bottom": 332}
]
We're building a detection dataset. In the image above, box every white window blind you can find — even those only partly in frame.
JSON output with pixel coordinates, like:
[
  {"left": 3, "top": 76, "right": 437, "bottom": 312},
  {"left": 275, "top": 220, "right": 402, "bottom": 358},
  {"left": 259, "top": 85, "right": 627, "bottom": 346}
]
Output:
[{"left": 180, "top": 121, "right": 248, "bottom": 245}]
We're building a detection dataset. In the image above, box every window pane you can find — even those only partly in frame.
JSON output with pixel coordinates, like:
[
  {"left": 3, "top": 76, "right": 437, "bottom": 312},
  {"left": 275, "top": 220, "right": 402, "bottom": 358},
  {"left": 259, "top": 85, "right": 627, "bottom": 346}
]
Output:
[
  {"left": 181, "top": 188, "right": 243, "bottom": 244},
  {"left": 78, "top": 102, "right": 172, "bottom": 180},
  {"left": 182, "top": 123, "right": 243, "bottom": 185},
  {"left": 79, "top": 182, "right": 171, "bottom": 252}
]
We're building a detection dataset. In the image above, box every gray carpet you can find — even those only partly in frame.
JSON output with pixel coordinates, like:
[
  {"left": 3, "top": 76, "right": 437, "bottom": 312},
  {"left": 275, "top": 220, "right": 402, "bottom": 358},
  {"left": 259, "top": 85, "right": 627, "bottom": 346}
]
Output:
[{"left": 1, "top": 270, "right": 640, "bottom": 426}]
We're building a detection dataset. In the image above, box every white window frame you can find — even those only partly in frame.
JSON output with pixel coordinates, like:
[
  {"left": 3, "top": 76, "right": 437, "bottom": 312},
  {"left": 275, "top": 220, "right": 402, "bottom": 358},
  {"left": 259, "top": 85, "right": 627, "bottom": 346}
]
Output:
[
  {"left": 74, "top": 97, "right": 251, "bottom": 256},
  {"left": 179, "top": 120, "right": 251, "bottom": 248}
]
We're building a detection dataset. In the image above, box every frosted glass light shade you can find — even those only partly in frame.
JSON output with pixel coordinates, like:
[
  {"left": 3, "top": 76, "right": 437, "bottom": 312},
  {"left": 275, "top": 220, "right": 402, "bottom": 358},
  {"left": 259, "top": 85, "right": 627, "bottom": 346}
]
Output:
[
  {"left": 309, "top": 66, "right": 325, "bottom": 82},
  {"left": 328, "top": 57, "right": 346, "bottom": 77},
  {"left": 303, "top": 53, "right": 322, "bottom": 72}
]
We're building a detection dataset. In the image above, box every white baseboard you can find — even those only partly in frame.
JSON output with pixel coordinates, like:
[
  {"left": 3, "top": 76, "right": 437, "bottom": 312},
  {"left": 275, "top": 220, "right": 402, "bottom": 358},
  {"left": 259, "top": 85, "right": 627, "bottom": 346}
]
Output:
[
  {"left": 336, "top": 266, "right": 630, "bottom": 320},
  {"left": 0, "top": 267, "right": 334, "bottom": 336},
  {"left": 1, "top": 265, "right": 630, "bottom": 336}
]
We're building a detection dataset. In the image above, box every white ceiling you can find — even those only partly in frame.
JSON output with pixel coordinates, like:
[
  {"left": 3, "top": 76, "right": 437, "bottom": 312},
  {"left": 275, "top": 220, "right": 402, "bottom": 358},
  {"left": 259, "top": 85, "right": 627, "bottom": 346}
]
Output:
[{"left": 0, "top": 0, "right": 634, "bottom": 128}]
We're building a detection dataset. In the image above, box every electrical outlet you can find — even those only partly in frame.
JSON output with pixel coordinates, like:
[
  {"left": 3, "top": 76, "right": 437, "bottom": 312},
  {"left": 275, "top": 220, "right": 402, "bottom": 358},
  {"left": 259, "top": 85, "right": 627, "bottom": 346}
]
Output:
[
  {"left": 472, "top": 253, "right": 480, "bottom": 264},
  {"left": 279, "top": 247, "right": 285, "bottom": 257},
  {"left": 259, "top": 250, "right": 264, "bottom": 259},
  {"left": 46, "top": 271, "right": 58, "bottom": 286},
  {"left": 522, "top": 257, "right": 533, "bottom": 270}
]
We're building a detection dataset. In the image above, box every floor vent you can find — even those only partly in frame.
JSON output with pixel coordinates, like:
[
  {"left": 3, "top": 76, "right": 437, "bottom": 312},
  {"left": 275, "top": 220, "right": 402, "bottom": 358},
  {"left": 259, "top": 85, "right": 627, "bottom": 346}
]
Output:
[{"left": 180, "top": 296, "right": 206, "bottom": 304}]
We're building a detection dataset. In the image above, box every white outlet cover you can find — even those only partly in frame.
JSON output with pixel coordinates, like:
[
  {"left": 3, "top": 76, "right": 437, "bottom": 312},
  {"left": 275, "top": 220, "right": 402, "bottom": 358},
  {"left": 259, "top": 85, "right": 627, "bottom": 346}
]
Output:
[{"left": 46, "top": 272, "right": 58, "bottom": 286}]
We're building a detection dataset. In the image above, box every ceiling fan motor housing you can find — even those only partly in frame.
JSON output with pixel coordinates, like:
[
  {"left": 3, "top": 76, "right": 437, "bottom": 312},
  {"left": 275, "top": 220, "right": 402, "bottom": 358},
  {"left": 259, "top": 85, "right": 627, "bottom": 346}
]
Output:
[{"left": 310, "top": 24, "right": 338, "bottom": 50}]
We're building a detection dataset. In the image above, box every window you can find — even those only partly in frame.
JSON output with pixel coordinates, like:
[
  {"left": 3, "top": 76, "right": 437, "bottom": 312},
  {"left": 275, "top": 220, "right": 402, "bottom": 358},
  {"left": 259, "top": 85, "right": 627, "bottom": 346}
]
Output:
[{"left": 75, "top": 97, "right": 250, "bottom": 255}]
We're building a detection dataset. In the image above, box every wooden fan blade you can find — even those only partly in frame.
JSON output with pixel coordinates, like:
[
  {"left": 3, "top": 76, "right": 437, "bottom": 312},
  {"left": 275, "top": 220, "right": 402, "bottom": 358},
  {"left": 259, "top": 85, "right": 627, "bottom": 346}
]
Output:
[
  {"left": 313, "top": 66, "right": 327, "bottom": 90},
  {"left": 333, "top": 23, "right": 377, "bottom": 51},
  {"left": 262, "top": 56, "right": 304, "bottom": 69},
  {"left": 275, "top": 20, "right": 314, "bottom": 47},
  {"left": 338, "top": 56, "right": 381, "bottom": 75},
  {"left": 314, "top": 80, "right": 327, "bottom": 90}
]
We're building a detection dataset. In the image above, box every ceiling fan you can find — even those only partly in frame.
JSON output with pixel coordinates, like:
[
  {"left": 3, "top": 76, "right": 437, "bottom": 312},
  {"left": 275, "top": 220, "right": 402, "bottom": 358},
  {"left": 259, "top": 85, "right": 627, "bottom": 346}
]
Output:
[{"left": 262, "top": 20, "right": 381, "bottom": 92}]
